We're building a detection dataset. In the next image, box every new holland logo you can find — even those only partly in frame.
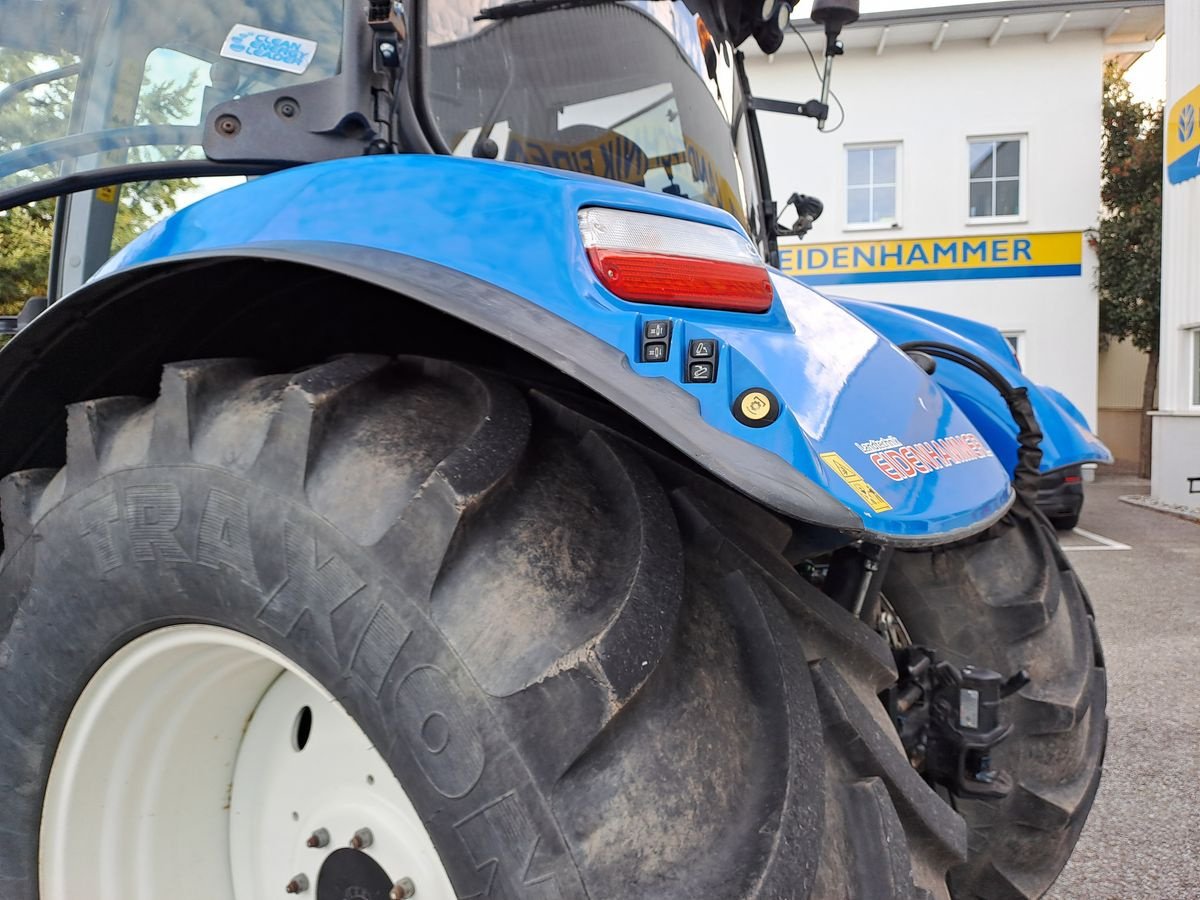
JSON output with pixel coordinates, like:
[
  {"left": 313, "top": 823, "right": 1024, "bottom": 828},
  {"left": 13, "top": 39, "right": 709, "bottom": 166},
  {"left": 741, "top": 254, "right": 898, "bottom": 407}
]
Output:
[{"left": 1168, "top": 84, "right": 1200, "bottom": 185}]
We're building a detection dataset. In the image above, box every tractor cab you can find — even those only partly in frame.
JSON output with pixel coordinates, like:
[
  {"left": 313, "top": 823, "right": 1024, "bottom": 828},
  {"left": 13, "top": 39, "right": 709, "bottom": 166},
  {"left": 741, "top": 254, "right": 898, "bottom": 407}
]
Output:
[{"left": 1, "top": 0, "right": 855, "bottom": 297}]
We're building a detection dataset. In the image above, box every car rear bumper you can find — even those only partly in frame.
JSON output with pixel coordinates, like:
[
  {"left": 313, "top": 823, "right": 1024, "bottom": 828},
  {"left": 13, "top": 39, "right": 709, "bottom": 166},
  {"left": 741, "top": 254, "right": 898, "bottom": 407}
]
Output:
[{"left": 1037, "top": 465, "right": 1084, "bottom": 519}]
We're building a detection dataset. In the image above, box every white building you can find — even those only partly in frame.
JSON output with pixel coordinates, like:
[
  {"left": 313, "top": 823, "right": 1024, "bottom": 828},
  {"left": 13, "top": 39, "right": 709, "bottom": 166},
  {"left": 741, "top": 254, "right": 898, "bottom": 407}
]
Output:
[
  {"left": 745, "top": 0, "right": 1165, "bottom": 434},
  {"left": 1154, "top": 0, "right": 1200, "bottom": 509}
]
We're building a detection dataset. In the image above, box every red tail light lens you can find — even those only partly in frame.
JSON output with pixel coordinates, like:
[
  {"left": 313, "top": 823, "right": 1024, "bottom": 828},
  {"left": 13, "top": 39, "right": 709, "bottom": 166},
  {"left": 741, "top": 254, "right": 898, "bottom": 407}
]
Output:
[{"left": 579, "top": 208, "right": 773, "bottom": 313}]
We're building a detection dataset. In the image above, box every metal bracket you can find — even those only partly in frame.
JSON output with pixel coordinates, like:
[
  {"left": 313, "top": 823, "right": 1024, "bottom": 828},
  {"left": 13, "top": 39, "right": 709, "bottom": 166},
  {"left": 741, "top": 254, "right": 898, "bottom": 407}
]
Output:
[
  {"left": 749, "top": 96, "right": 829, "bottom": 121},
  {"left": 202, "top": 9, "right": 384, "bottom": 164}
]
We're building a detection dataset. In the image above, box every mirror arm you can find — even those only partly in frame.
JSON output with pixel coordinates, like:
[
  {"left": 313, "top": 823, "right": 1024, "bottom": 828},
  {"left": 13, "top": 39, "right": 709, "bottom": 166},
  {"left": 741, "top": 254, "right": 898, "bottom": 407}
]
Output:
[{"left": 749, "top": 96, "right": 829, "bottom": 122}]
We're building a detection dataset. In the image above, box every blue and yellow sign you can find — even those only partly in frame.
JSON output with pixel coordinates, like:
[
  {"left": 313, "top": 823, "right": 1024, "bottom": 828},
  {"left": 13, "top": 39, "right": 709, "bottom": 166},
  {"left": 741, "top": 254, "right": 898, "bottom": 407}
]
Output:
[
  {"left": 1167, "top": 83, "right": 1200, "bottom": 186},
  {"left": 779, "top": 231, "right": 1083, "bottom": 286}
]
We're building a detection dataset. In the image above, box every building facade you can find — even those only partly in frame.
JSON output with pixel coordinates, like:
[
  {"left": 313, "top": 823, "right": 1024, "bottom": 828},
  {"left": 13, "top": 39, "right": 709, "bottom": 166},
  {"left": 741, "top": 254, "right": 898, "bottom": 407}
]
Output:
[
  {"left": 745, "top": 0, "right": 1164, "bottom": 437},
  {"left": 1153, "top": 0, "right": 1200, "bottom": 508}
]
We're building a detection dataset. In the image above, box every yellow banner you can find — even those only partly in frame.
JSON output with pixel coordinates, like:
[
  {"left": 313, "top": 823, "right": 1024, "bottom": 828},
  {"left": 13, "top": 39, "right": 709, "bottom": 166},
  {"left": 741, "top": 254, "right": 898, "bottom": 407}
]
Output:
[
  {"left": 779, "top": 231, "right": 1083, "bottom": 285},
  {"left": 1168, "top": 83, "right": 1200, "bottom": 185}
]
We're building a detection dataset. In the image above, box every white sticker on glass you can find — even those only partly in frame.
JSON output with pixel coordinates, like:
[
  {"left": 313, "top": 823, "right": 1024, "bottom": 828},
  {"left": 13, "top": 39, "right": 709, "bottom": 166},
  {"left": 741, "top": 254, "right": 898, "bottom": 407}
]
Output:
[{"left": 220, "top": 24, "right": 317, "bottom": 75}]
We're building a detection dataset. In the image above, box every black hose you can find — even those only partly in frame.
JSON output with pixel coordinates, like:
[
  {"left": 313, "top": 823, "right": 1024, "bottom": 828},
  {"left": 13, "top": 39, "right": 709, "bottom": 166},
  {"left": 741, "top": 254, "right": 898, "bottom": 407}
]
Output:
[{"left": 899, "top": 340, "right": 1043, "bottom": 506}]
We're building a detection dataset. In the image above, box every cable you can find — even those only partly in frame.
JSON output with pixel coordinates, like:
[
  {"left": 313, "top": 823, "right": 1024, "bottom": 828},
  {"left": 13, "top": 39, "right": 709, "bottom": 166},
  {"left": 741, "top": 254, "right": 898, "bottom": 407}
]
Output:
[
  {"left": 789, "top": 23, "right": 845, "bottom": 133},
  {"left": 898, "top": 341, "right": 1045, "bottom": 507}
]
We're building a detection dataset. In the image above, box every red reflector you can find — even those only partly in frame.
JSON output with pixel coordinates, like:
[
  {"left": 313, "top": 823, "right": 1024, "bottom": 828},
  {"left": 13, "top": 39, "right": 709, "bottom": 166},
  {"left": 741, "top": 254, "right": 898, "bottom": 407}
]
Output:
[
  {"left": 587, "top": 248, "right": 773, "bottom": 313},
  {"left": 1064, "top": 475, "right": 1083, "bottom": 483}
]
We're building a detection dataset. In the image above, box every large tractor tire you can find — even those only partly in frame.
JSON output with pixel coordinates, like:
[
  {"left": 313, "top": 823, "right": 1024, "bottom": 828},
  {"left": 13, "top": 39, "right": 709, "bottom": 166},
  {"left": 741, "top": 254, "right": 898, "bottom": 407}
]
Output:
[
  {"left": 0, "top": 356, "right": 966, "bottom": 898},
  {"left": 884, "top": 502, "right": 1107, "bottom": 900}
]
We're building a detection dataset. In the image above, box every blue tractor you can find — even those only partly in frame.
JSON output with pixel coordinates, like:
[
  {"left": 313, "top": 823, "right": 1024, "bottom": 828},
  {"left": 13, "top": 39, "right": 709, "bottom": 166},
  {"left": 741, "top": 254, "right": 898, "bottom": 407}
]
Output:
[{"left": 0, "top": 1, "right": 1108, "bottom": 897}]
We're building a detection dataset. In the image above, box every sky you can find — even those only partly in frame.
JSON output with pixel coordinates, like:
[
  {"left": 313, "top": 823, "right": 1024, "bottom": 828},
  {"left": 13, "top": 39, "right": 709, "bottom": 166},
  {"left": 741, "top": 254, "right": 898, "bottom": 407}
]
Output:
[{"left": 793, "top": 0, "right": 1167, "bottom": 102}]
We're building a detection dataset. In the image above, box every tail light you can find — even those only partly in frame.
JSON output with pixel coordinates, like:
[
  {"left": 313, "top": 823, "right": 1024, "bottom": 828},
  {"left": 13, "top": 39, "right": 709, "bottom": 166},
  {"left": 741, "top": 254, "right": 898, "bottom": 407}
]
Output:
[{"left": 578, "top": 207, "right": 773, "bottom": 313}]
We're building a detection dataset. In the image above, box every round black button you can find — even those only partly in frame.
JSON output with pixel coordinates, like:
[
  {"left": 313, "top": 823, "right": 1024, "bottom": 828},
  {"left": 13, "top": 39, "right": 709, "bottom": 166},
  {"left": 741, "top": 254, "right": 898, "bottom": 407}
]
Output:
[{"left": 732, "top": 388, "right": 780, "bottom": 427}]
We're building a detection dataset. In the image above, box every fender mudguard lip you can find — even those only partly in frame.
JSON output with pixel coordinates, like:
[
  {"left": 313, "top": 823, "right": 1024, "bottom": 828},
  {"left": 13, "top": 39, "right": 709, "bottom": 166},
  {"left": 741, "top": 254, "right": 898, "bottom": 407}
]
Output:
[
  {"left": 0, "top": 243, "right": 861, "bottom": 537},
  {"left": 0, "top": 242, "right": 1014, "bottom": 548}
]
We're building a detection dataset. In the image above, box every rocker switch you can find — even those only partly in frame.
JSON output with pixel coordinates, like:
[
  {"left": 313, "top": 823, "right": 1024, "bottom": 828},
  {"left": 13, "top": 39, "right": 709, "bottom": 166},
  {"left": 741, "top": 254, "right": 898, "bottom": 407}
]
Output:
[
  {"left": 644, "top": 320, "right": 670, "bottom": 340},
  {"left": 640, "top": 320, "right": 672, "bottom": 363},
  {"left": 684, "top": 338, "right": 719, "bottom": 383}
]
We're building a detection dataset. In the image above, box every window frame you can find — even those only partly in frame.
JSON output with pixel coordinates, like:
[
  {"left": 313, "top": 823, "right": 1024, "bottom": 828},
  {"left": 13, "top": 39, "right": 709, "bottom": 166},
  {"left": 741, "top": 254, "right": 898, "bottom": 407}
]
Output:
[
  {"left": 966, "top": 134, "right": 1027, "bottom": 226},
  {"left": 844, "top": 141, "right": 901, "bottom": 232},
  {"left": 1190, "top": 327, "right": 1200, "bottom": 409},
  {"left": 1001, "top": 331, "right": 1026, "bottom": 369}
]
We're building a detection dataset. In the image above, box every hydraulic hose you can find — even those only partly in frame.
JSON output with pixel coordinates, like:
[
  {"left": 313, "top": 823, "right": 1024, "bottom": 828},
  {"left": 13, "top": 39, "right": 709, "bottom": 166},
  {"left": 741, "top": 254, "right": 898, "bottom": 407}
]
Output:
[{"left": 899, "top": 340, "right": 1044, "bottom": 506}]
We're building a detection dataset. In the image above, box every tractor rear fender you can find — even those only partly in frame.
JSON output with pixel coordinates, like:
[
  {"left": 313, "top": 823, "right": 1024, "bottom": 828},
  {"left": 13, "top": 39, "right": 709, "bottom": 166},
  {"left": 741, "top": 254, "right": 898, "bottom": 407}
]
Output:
[
  {"left": 0, "top": 155, "right": 1014, "bottom": 546},
  {"left": 837, "top": 298, "right": 1113, "bottom": 477}
]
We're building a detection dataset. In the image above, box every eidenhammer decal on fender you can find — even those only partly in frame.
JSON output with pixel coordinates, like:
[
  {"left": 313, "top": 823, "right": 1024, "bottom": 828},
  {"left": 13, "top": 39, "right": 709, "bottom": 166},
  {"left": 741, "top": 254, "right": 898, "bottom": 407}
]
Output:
[{"left": 859, "top": 433, "right": 994, "bottom": 483}]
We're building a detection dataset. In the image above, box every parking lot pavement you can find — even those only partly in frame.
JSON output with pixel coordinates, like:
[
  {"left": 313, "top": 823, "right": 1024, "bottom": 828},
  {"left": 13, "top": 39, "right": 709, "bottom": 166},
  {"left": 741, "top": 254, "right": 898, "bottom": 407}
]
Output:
[{"left": 1047, "top": 475, "right": 1200, "bottom": 900}]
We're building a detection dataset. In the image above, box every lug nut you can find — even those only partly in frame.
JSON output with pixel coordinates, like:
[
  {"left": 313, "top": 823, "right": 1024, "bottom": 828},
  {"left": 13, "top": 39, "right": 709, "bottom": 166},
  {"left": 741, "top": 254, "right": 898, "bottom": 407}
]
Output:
[
  {"left": 285, "top": 873, "right": 310, "bottom": 894},
  {"left": 350, "top": 827, "right": 374, "bottom": 850},
  {"left": 390, "top": 878, "right": 417, "bottom": 899},
  {"left": 305, "top": 828, "right": 330, "bottom": 848}
]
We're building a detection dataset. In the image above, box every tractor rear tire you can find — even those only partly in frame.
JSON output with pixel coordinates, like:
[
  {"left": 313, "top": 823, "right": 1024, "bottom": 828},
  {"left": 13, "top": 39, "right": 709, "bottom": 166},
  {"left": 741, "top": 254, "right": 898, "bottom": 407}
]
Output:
[
  {"left": 884, "top": 500, "right": 1107, "bottom": 900},
  {"left": 0, "top": 355, "right": 966, "bottom": 898}
]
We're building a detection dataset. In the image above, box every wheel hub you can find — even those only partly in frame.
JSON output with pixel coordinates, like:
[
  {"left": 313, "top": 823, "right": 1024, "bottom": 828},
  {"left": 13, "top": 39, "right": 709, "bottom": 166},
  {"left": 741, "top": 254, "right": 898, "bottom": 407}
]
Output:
[
  {"left": 317, "top": 848, "right": 394, "bottom": 900},
  {"left": 40, "top": 625, "right": 456, "bottom": 900}
]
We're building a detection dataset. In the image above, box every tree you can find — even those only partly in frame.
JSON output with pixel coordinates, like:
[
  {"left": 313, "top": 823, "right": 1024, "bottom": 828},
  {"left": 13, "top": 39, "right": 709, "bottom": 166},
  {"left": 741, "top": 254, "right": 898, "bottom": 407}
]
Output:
[
  {"left": 0, "top": 49, "right": 197, "bottom": 313},
  {"left": 1093, "top": 61, "right": 1163, "bottom": 478}
]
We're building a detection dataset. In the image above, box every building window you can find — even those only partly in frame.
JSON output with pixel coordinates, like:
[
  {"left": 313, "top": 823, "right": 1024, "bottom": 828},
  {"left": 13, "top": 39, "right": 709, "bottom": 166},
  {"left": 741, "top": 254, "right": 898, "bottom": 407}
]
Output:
[
  {"left": 1002, "top": 331, "right": 1025, "bottom": 369},
  {"left": 846, "top": 143, "right": 899, "bottom": 227},
  {"left": 1191, "top": 329, "right": 1200, "bottom": 407},
  {"left": 968, "top": 137, "right": 1023, "bottom": 220}
]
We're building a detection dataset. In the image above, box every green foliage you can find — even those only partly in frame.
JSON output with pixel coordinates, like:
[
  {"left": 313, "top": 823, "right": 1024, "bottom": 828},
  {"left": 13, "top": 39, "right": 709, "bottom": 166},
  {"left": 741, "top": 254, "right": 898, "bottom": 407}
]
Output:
[
  {"left": 0, "top": 201, "right": 54, "bottom": 315},
  {"left": 0, "top": 48, "right": 196, "bottom": 311},
  {"left": 1094, "top": 61, "right": 1163, "bottom": 355}
]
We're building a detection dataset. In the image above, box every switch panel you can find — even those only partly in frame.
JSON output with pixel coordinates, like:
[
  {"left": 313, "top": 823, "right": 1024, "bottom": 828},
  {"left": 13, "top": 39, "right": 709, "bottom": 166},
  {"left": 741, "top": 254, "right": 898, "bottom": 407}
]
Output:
[
  {"left": 684, "top": 338, "right": 719, "bottom": 383},
  {"left": 641, "top": 320, "right": 672, "bottom": 362}
]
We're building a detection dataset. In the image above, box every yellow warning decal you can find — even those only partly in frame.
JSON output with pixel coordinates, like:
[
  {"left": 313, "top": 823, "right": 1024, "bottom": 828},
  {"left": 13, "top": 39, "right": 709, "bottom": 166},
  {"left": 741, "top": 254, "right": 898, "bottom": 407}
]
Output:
[
  {"left": 819, "top": 452, "right": 894, "bottom": 514},
  {"left": 95, "top": 185, "right": 117, "bottom": 203}
]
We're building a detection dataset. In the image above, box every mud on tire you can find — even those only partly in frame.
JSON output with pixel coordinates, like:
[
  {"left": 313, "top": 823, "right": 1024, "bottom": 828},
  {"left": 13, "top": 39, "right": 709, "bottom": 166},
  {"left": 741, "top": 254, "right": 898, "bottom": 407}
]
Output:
[{"left": 0, "top": 355, "right": 968, "bottom": 898}]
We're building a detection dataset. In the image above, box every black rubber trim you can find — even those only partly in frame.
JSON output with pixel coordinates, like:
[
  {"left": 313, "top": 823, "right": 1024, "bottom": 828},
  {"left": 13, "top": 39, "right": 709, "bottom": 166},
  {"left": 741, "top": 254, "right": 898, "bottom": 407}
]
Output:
[
  {"left": 0, "top": 243, "right": 1013, "bottom": 546},
  {"left": 0, "top": 160, "right": 291, "bottom": 213},
  {"left": 0, "top": 244, "right": 862, "bottom": 536}
]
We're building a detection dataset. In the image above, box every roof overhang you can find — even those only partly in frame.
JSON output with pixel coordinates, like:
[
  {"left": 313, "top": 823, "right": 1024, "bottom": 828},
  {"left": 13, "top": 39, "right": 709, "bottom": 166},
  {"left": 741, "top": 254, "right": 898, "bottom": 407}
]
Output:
[{"left": 769, "top": 1, "right": 1164, "bottom": 69}]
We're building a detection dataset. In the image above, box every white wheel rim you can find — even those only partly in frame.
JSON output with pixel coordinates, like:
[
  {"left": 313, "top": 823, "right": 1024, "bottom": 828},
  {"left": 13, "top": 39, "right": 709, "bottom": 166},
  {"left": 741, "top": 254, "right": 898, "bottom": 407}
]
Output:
[{"left": 40, "top": 624, "right": 457, "bottom": 900}]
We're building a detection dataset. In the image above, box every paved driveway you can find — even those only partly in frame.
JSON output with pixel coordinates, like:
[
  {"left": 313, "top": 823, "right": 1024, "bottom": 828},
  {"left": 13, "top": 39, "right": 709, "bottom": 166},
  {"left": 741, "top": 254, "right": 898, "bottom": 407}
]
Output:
[{"left": 1047, "top": 476, "right": 1200, "bottom": 899}]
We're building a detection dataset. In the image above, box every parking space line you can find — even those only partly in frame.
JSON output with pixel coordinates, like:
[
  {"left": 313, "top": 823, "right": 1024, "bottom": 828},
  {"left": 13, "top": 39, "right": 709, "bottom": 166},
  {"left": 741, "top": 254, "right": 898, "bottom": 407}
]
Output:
[{"left": 1061, "top": 527, "right": 1132, "bottom": 551}]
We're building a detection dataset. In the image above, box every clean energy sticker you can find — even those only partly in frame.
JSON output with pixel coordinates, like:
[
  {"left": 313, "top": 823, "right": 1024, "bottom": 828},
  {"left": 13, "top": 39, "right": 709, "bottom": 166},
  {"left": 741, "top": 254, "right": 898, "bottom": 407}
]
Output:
[
  {"left": 819, "top": 452, "right": 893, "bottom": 514},
  {"left": 221, "top": 24, "right": 317, "bottom": 75}
]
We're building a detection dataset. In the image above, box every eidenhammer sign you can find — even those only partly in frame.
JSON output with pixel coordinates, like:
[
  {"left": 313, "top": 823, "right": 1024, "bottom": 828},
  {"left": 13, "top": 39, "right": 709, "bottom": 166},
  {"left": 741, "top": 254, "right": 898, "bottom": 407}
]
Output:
[
  {"left": 1167, "top": 83, "right": 1200, "bottom": 186},
  {"left": 780, "top": 232, "right": 1083, "bottom": 286}
]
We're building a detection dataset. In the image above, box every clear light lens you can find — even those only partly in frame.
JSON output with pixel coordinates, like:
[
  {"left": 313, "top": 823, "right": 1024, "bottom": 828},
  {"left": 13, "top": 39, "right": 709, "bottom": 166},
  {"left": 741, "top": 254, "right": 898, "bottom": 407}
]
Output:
[{"left": 578, "top": 207, "right": 762, "bottom": 266}]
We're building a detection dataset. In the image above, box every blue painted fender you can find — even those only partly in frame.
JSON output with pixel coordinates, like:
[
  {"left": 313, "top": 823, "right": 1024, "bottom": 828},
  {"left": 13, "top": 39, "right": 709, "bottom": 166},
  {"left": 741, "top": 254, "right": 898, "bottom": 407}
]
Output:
[
  {"left": 73, "top": 154, "right": 1019, "bottom": 544},
  {"left": 834, "top": 299, "right": 1113, "bottom": 476}
]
